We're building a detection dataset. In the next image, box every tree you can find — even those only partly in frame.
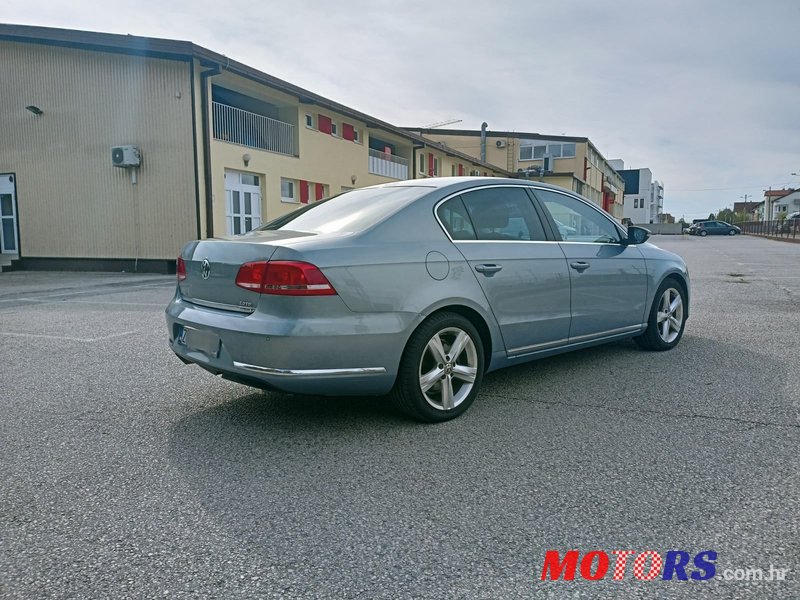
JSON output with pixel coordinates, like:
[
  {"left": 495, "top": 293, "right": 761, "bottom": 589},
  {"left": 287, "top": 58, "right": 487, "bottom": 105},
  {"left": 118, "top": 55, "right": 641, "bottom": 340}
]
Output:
[
  {"left": 708, "top": 212, "right": 716, "bottom": 221},
  {"left": 716, "top": 208, "right": 735, "bottom": 223}
]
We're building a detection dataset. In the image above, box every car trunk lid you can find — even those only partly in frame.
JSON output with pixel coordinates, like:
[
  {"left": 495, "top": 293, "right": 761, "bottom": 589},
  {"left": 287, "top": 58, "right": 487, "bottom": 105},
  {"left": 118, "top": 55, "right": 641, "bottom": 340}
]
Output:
[{"left": 179, "top": 230, "right": 314, "bottom": 312}]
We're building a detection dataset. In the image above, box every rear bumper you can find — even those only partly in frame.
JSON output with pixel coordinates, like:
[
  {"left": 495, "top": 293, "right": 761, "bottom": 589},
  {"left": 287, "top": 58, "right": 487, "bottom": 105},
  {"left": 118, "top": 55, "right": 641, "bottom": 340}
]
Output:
[{"left": 165, "top": 294, "right": 419, "bottom": 396}]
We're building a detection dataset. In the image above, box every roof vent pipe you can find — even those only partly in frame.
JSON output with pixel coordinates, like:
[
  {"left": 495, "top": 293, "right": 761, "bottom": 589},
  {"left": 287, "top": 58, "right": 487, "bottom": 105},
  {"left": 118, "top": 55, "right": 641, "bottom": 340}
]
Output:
[{"left": 480, "top": 122, "right": 488, "bottom": 163}]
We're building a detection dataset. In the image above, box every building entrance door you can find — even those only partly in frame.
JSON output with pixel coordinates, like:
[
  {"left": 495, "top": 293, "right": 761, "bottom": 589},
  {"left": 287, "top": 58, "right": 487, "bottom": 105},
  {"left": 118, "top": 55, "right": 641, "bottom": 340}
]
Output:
[
  {"left": 224, "top": 170, "right": 263, "bottom": 235},
  {"left": 0, "top": 174, "right": 19, "bottom": 254}
]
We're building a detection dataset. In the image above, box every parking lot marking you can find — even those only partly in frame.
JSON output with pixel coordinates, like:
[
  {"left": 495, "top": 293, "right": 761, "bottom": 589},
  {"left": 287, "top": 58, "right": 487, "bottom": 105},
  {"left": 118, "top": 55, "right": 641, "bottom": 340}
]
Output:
[
  {"left": 1, "top": 330, "right": 140, "bottom": 342},
  {"left": 0, "top": 281, "right": 172, "bottom": 303},
  {"left": 0, "top": 282, "right": 173, "bottom": 312},
  {"left": 61, "top": 300, "right": 165, "bottom": 307}
]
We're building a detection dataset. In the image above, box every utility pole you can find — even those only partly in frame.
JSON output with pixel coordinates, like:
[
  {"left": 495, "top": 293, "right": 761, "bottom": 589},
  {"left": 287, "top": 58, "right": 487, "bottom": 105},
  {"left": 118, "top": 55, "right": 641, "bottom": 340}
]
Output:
[{"left": 739, "top": 194, "right": 751, "bottom": 223}]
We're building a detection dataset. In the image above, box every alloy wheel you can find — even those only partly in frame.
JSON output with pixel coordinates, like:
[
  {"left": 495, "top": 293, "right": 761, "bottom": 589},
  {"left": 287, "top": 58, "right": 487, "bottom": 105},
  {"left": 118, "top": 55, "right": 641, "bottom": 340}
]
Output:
[
  {"left": 418, "top": 327, "right": 478, "bottom": 411},
  {"left": 657, "top": 288, "right": 684, "bottom": 344}
]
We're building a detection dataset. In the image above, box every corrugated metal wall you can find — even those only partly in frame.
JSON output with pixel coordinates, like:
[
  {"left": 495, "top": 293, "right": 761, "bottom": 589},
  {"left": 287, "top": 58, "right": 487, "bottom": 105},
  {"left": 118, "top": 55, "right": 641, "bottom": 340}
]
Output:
[{"left": 0, "top": 41, "right": 197, "bottom": 259}]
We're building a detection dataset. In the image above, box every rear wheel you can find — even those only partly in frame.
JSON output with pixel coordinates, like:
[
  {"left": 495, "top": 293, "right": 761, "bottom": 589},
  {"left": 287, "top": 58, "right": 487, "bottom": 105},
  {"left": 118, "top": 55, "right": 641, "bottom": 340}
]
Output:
[
  {"left": 635, "top": 279, "right": 687, "bottom": 351},
  {"left": 392, "top": 312, "right": 484, "bottom": 422}
]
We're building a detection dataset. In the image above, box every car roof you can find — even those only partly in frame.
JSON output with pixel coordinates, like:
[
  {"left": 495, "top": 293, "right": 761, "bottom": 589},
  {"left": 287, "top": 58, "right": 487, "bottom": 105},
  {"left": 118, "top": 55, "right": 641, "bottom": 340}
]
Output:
[{"left": 375, "top": 176, "right": 580, "bottom": 195}]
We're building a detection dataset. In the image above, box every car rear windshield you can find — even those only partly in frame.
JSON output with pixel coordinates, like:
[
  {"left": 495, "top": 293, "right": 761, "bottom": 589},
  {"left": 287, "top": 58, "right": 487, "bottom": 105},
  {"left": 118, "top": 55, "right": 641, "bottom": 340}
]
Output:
[{"left": 257, "top": 186, "right": 430, "bottom": 234}]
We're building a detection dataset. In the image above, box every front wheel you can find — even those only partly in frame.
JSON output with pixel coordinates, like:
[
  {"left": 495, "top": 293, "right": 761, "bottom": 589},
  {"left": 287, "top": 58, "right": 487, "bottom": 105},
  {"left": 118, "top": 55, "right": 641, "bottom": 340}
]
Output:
[
  {"left": 699, "top": 230, "right": 708, "bottom": 237},
  {"left": 392, "top": 312, "right": 484, "bottom": 422},
  {"left": 635, "top": 279, "right": 687, "bottom": 351},
  {"left": 728, "top": 229, "right": 737, "bottom": 236}
]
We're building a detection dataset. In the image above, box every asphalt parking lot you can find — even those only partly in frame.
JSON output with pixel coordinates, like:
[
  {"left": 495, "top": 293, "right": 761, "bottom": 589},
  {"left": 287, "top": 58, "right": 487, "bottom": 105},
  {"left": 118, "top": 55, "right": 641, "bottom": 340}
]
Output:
[{"left": 1, "top": 235, "right": 799, "bottom": 599}]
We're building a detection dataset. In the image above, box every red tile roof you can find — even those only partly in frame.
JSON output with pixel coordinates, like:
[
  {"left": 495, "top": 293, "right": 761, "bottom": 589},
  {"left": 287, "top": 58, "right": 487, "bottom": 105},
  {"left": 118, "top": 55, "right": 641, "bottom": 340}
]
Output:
[{"left": 764, "top": 189, "right": 794, "bottom": 197}]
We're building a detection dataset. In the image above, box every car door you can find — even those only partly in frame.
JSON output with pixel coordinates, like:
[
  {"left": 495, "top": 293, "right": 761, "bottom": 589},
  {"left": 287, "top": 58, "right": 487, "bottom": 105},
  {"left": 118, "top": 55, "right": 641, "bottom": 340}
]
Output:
[
  {"left": 437, "top": 185, "right": 571, "bottom": 355},
  {"left": 531, "top": 188, "right": 649, "bottom": 341}
]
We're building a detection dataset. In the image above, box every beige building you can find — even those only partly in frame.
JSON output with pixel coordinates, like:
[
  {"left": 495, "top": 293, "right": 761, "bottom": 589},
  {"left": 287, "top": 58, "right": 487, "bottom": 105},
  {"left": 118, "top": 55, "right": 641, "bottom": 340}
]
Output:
[
  {"left": 0, "top": 24, "right": 508, "bottom": 272},
  {"left": 407, "top": 128, "right": 625, "bottom": 220}
]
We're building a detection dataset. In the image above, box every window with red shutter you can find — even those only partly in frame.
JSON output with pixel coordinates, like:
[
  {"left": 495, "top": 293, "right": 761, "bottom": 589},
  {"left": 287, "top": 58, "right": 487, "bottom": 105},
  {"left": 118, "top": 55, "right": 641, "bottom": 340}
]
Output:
[
  {"left": 342, "top": 123, "right": 355, "bottom": 141},
  {"left": 315, "top": 183, "right": 325, "bottom": 201},
  {"left": 318, "top": 115, "right": 332, "bottom": 135},
  {"left": 299, "top": 180, "right": 309, "bottom": 204},
  {"left": 428, "top": 153, "right": 434, "bottom": 176}
]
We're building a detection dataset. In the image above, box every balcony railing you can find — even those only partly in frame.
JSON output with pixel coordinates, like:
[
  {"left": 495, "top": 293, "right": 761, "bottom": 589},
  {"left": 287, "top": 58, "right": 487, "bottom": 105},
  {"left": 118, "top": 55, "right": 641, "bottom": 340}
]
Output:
[
  {"left": 213, "top": 102, "right": 295, "bottom": 156},
  {"left": 368, "top": 149, "right": 408, "bottom": 180}
]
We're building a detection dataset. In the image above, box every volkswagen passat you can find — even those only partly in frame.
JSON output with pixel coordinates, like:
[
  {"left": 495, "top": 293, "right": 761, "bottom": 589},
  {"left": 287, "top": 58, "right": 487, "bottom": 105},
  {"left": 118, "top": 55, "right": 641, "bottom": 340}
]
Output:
[{"left": 166, "top": 178, "right": 689, "bottom": 422}]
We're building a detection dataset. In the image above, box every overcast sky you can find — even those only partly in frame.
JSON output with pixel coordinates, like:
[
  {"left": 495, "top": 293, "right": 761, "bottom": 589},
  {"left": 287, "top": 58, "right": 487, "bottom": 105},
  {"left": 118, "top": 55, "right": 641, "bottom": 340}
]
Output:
[{"left": 3, "top": 0, "right": 799, "bottom": 218}]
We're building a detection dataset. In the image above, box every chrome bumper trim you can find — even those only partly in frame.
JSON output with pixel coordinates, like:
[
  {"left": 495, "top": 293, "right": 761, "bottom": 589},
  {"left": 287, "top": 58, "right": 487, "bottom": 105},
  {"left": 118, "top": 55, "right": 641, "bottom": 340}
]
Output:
[{"left": 233, "top": 362, "right": 387, "bottom": 377}]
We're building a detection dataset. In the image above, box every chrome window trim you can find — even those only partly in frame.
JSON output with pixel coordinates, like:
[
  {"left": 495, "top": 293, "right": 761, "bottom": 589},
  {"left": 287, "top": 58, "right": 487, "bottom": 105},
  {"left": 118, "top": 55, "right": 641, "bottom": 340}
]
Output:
[
  {"left": 556, "top": 241, "right": 627, "bottom": 246},
  {"left": 233, "top": 362, "right": 387, "bottom": 377},
  {"left": 452, "top": 239, "right": 555, "bottom": 245},
  {"left": 433, "top": 183, "right": 628, "bottom": 245},
  {"left": 183, "top": 296, "right": 256, "bottom": 314},
  {"left": 433, "top": 183, "right": 551, "bottom": 244}
]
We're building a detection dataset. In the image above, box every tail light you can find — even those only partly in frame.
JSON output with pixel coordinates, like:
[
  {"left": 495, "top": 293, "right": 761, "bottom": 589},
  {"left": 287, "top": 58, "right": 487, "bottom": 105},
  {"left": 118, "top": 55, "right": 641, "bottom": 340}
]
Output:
[
  {"left": 235, "top": 261, "right": 337, "bottom": 296},
  {"left": 176, "top": 256, "right": 187, "bottom": 281}
]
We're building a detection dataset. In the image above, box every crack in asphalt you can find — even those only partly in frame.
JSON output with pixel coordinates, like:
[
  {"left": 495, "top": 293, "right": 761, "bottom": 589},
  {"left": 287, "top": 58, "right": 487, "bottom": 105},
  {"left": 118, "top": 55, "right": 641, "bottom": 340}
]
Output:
[{"left": 486, "top": 393, "right": 800, "bottom": 431}]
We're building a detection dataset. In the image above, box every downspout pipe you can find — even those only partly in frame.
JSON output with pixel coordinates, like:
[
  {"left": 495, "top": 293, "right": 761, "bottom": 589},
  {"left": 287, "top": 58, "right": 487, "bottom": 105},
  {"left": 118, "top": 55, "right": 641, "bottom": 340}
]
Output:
[
  {"left": 200, "top": 64, "right": 221, "bottom": 238},
  {"left": 480, "top": 122, "right": 488, "bottom": 163}
]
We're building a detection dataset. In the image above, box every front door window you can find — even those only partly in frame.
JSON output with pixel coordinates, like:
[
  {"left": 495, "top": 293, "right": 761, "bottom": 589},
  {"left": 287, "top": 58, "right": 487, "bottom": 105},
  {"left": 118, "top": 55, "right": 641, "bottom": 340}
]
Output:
[
  {"left": 225, "top": 170, "right": 262, "bottom": 235},
  {"left": 537, "top": 189, "right": 621, "bottom": 243}
]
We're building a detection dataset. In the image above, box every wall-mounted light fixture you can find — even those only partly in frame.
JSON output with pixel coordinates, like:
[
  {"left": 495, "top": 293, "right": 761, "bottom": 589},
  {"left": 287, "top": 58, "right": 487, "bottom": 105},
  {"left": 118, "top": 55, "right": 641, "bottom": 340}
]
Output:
[
  {"left": 351, "top": 175, "right": 357, "bottom": 185},
  {"left": 242, "top": 153, "right": 251, "bottom": 167},
  {"left": 25, "top": 105, "right": 43, "bottom": 116}
]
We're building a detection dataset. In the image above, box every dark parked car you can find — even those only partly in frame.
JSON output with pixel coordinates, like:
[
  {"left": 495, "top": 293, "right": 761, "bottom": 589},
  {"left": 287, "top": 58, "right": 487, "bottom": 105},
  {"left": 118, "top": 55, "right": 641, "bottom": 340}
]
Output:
[
  {"left": 167, "top": 178, "right": 690, "bottom": 422},
  {"left": 778, "top": 211, "right": 800, "bottom": 233},
  {"left": 688, "top": 220, "right": 741, "bottom": 236}
]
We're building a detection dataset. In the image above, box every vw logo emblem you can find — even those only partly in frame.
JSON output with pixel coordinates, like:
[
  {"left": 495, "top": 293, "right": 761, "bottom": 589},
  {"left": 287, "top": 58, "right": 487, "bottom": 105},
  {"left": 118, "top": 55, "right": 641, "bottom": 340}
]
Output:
[{"left": 201, "top": 258, "right": 211, "bottom": 280}]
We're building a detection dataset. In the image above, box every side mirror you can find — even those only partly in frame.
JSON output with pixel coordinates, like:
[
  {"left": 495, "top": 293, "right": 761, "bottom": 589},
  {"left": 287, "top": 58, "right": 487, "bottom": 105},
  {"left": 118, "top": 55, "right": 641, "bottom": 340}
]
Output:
[{"left": 625, "top": 225, "right": 651, "bottom": 245}]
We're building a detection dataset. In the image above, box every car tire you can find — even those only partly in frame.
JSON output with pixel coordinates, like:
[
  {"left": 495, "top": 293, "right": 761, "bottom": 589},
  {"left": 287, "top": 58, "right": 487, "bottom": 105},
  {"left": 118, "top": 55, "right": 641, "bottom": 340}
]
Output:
[
  {"left": 699, "top": 230, "right": 708, "bottom": 236},
  {"left": 634, "top": 278, "right": 687, "bottom": 351},
  {"left": 728, "top": 229, "right": 737, "bottom": 235},
  {"left": 392, "top": 312, "right": 484, "bottom": 422}
]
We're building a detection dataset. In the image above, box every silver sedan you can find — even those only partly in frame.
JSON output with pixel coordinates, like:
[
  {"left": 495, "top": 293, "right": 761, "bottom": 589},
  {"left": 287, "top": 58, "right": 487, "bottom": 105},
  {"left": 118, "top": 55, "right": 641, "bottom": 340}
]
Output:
[{"left": 166, "top": 178, "right": 689, "bottom": 422}]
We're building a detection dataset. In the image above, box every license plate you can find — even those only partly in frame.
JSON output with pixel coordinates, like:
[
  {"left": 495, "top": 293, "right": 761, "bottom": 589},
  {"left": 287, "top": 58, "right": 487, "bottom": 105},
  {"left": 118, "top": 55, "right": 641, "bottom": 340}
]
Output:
[{"left": 177, "top": 326, "right": 220, "bottom": 358}]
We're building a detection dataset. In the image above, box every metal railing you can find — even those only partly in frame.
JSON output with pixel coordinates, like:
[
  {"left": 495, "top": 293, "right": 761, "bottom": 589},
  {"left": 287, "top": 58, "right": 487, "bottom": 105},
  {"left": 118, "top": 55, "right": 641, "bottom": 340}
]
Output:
[
  {"left": 739, "top": 219, "right": 800, "bottom": 240},
  {"left": 368, "top": 148, "right": 409, "bottom": 180},
  {"left": 213, "top": 102, "right": 295, "bottom": 156}
]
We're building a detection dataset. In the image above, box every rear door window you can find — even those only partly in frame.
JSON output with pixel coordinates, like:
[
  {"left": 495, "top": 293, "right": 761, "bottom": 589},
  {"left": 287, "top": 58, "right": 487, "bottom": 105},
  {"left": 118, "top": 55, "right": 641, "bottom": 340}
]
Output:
[
  {"left": 459, "top": 187, "right": 547, "bottom": 241},
  {"left": 437, "top": 196, "right": 476, "bottom": 240}
]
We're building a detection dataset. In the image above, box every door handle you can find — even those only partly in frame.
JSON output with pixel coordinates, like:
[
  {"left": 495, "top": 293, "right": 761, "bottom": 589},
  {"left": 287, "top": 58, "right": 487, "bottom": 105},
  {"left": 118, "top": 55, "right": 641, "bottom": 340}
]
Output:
[
  {"left": 475, "top": 264, "right": 503, "bottom": 276},
  {"left": 570, "top": 261, "right": 590, "bottom": 272}
]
